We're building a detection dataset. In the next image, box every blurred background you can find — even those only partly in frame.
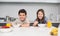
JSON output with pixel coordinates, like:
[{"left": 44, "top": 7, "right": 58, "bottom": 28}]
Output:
[{"left": 0, "top": 0, "right": 60, "bottom": 27}]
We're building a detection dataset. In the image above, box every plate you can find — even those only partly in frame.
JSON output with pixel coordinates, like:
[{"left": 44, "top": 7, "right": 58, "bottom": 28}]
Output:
[{"left": 0, "top": 27, "right": 13, "bottom": 33}]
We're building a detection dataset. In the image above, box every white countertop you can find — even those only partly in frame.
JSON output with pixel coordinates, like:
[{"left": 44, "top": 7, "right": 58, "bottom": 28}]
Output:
[
  {"left": 58, "top": 25, "right": 60, "bottom": 36},
  {"left": 0, "top": 27, "right": 55, "bottom": 36},
  {"left": 49, "top": 21, "right": 60, "bottom": 23}
]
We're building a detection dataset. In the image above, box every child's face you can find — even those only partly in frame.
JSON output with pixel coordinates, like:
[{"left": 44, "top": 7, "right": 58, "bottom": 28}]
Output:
[
  {"left": 38, "top": 11, "right": 43, "bottom": 20},
  {"left": 18, "top": 13, "right": 26, "bottom": 21}
]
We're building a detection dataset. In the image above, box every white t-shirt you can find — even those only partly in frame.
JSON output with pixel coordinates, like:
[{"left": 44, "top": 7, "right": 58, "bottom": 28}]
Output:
[{"left": 12, "top": 18, "right": 30, "bottom": 27}]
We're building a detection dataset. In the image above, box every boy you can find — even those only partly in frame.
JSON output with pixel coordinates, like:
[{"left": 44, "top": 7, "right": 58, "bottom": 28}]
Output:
[{"left": 12, "top": 9, "right": 30, "bottom": 27}]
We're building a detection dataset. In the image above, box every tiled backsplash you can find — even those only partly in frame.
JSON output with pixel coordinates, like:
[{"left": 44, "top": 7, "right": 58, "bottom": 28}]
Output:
[{"left": 0, "top": 3, "right": 59, "bottom": 22}]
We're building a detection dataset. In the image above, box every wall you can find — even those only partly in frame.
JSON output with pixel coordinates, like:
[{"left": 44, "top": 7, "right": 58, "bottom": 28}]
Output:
[
  {"left": 58, "top": 4, "right": 60, "bottom": 21},
  {"left": 0, "top": 0, "right": 58, "bottom": 3},
  {"left": 58, "top": 4, "right": 60, "bottom": 14},
  {"left": 0, "top": 3, "right": 58, "bottom": 22},
  {"left": 58, "top": 0, "right": 60, "bottom": 2}
]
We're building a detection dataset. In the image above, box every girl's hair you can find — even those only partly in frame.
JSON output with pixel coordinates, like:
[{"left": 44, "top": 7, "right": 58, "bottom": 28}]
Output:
[{"left": 36, "top": 9, "right": 45, "bottom": 23}]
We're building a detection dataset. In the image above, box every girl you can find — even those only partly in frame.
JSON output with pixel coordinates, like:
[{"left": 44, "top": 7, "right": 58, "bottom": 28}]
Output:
[{"left": 33, "top": 9, "right": 48, "bottom": 26}]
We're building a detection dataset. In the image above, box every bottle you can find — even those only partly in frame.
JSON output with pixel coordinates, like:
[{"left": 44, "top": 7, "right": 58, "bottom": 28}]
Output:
[{"left": 47, "top": 21, "right": 52, "bottom": 28}]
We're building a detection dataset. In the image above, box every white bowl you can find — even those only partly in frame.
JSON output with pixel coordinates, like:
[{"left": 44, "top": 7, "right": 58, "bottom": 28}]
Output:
[
  {"left": 38, "top": 24, "right": 46, "bottom": 27},
  {"left": 0, "top": 27, "right": 13, "bottom": 33},
  {"left": 12, "top": 24, "right": 21, "bottom": 28}
]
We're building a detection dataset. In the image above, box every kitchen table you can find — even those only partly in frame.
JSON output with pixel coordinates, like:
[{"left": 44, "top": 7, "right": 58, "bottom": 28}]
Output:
[{"left": 0, "top": 27, "right": 55, "bottom": 36}]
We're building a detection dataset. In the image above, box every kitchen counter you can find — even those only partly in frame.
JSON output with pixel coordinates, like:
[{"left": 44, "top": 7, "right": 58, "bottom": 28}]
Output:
[
  {"left": 52, "top": 22, "right": 60, "bottom": 27},
  {"left": 0, "top": 27, "right": 56, "bottom": 36},
  {"left": 58, "top": 25, "right": 60, "bottom": 36},
  {"left": 52, "top": 21, "right": 60, "bottom": 23}
]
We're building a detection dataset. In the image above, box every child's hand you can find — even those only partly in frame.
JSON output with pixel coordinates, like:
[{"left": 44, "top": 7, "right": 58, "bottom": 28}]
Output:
[
  {"left": 20, "top": 24, "right": 29, "bottom": 27},
  {"left": 33, "top": 21, "right": 38, "bottom": 27}
]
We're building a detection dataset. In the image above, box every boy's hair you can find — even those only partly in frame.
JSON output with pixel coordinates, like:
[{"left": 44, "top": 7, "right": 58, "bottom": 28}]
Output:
[{"left": 18, "top": 9, "right": 27, "bottom": 15}]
